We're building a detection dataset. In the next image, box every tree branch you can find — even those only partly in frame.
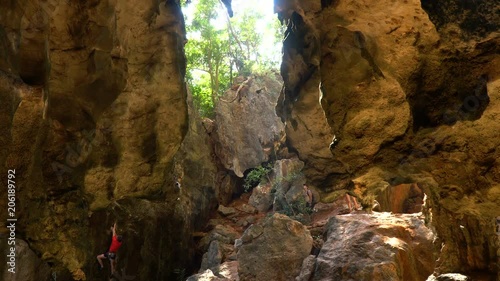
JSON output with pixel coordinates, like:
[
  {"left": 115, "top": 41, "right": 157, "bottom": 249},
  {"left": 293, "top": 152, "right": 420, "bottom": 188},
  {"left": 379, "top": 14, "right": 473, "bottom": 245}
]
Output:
[
  {"left": 220, "top": 76, "right": 252, "bottom": 103},
  {"left": 219, "top": 0, "right": 245, "bottom": 59}
]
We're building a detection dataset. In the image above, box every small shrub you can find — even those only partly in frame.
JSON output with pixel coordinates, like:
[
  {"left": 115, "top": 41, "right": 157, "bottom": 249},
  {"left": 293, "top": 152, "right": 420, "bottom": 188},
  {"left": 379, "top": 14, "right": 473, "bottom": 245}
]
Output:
[
  {"left": 289, "top": 197, "right": 313, "bottom": 216},
  {"left": 277, "top": 197, "right": 313, "bottom": 218},
  {"left": 243, "top": 163, "right": 273, "bottom": 192}
]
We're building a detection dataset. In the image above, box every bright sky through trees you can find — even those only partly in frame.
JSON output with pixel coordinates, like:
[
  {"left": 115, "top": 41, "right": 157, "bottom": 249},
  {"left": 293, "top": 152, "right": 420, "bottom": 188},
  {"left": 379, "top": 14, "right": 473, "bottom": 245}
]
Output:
[
  {"left": 182, "top": 0, "right": 282, "bottom": 117},
  {"left": 183, "top": 0, "right": 281, "bottom": 67}
]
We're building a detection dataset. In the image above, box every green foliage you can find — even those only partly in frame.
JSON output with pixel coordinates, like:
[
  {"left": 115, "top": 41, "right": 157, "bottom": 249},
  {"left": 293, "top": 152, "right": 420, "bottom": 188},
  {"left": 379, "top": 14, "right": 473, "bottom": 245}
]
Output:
[
  {"left": 275, "top": 197, "right": 312, "bottom": 217},
  {"left": 189, "top": 79, "right": 215, "bottom": 117},
  {"left": 183, "top": 0, "right": 281, "bottom": 117},
  {"left": 243, "top": 163, "right": 273, "bottom": 192},
  {"left": 253, "top": 167, "right": 312, "bottom": 222},
  {"left": 269, "top": 171, "right": 312, "bottom": 222},
  {"left": 272, "top": 196, "right": 312, "bottom": 224},
  {"left": 229, "top": 10, "right": 262, "bottom": 75},
  {"left": 184, "top": 0, "right": 231, "bottom": 117},
  {"left": 265, "top": 197, "right": 312, "bottom": 223}
]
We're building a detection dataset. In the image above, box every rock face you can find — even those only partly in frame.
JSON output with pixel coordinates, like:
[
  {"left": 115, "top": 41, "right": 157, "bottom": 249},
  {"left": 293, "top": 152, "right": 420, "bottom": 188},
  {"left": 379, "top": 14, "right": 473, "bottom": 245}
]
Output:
[
  {"left": 0, "top": 0, "right": 218, "bottom": 279},
  {"left": 270, "top": 158, "right": 305, "bottom": 211},
  {"left": 2, "top": 0, "right": 499, "bottom": 279},
  {"left": 238, "top": 213, "right": 313, "bottom": 281},
  {"left": 0, "top": 239, "right": 51, "bottom": 281},
  {"left": 376, "top": 183, "right": 424, "bottom": 213},
  {"left": 213, "top": 73, "right": 286, "bottom": 177},
  {"left": 312, "top": 213, "right": 435, "bottom": 281},
  {"left": 421, "top": 0, "right": 499, "bottom": 41},
  {"left": 276, "top": 0, "right": 499, "bottom": 278},
  {"left": 199, "top": 224, "right": 239, "bottom": 256},
  {"left": 200, "top": 240, "right": 223, "bottom": 273},
  {"left": 295, "top": 255, "right": 316, "bottom": 281},
  {"left": 247, "top": 157, "right": 319, "bottom": 217},
  {"left": 248, "top": 182, "right": 273, "bottom": 213}
]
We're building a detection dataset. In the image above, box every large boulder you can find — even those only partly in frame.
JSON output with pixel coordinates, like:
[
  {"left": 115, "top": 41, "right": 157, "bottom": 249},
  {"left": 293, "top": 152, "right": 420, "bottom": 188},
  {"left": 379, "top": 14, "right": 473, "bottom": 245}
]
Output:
[
  {"left": 238, "top": 213, "right": 313, "bottom": 281},
  {"left": 249, "top": 157, "right": 319, "bottom": 215},
  {"left": 312, "top": 213, "right": 434, "bottom": 281},
  {"left": 213, "top": 73, "right": 285, "bottom": 177},
  {"left": 313, "top": 213, "right": 435, "bottom": 281},
  {"left": 248, "top": 182, "right": 274, "bottom": 213},
  {"left": 271, "top": 158, "right": 306, "bottom": 212},
  {"left": 200, "top": 240, "right": 223, "bottom": 273},
  {"left": 295, "top": 255, "right": 317, "bottom": 281},
  {"left": 199, "top": 224, "right": 240, "bottom": 253}
]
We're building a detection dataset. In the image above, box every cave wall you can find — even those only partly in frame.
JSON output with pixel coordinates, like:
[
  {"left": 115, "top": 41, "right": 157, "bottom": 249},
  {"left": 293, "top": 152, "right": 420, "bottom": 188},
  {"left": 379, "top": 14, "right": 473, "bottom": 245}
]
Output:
[
  {"left": 277, "top": 0, "right": 499, "bottom": 278},
  {"left": 0, "top": 0, "right": 215, "bottom": 280},
  {"left": 1, "top": 0, "right": 499, "bottom": 279}
]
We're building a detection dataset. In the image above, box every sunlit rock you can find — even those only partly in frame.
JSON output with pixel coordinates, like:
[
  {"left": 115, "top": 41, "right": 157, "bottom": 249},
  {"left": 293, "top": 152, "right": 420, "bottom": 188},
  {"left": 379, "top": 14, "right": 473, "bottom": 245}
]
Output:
[
  {"left": 213, "top": 73, "right": 285, "bottom": 177},
  {"left": 238, "top": 213, "right": 312, "bottom": 281},
  {"left": 313, "top": 213, "right": 435, "bottom": 281}
]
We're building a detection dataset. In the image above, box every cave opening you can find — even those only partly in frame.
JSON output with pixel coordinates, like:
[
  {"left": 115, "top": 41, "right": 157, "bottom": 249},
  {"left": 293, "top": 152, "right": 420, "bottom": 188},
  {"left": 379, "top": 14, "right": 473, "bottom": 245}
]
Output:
[{"left": 181, "top": 0, "right": 282, "bottom": 118}]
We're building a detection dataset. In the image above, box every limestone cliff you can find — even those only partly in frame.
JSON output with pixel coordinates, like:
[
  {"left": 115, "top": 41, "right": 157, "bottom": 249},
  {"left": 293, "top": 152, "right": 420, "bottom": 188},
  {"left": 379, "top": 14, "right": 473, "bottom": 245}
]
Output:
[
  {"left": 1, "top": 0, "right": 499, "bottom": 280},
  {"left": 277, "top": 0, "right": 499, "bottom": 279},
  {"left": 0, "top": 0, "right": 208, "bottom": 280}
]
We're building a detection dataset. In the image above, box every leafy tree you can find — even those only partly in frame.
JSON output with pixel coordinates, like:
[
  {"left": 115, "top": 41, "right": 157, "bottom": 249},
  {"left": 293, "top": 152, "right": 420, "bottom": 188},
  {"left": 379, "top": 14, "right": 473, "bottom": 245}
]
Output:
[
  {"left": 183, "top": 0, "right": 281, "bottom": 117},
  {"left": 226, "top": 9, "right": 262, "bottom": 75},
  {"left": 185, "top": 0, "right": 232, "bottom": 117}
]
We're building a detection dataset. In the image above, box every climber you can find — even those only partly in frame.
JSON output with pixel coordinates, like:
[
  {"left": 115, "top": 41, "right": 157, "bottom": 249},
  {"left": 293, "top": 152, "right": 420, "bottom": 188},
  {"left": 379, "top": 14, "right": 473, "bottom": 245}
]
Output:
[
  {"left": 345, "top": 191, "right": 360, "bottom": 212},
  {"left": 303, "top": 184, "right": 313, "bottom": 207},
  {"left": 97, "top": 222, "right": 123, "bottom": 276}
]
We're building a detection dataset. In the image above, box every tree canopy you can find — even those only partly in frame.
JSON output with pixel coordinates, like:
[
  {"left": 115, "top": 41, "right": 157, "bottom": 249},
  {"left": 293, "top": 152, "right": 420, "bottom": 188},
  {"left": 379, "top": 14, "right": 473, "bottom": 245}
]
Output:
[{"left": 183, "top": 0, "right": 282, "bottom": 117}]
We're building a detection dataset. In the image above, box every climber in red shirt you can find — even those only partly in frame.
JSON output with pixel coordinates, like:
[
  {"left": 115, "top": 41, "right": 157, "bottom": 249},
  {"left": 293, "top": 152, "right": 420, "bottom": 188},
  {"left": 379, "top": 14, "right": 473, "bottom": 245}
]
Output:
[{"left": 97, "top": 222, "right": 123, "bottom": 275}]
